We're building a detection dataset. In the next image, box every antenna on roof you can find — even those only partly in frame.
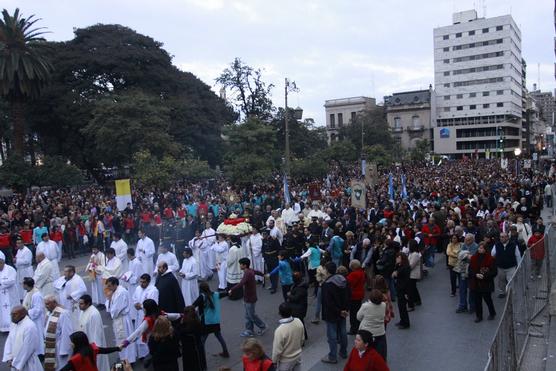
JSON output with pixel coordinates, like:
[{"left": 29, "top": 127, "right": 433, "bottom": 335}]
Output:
[
  {"left": 538, "top": 63, "right": 541, "bottom": 90},
  {"left": 483, "top": 0, "right": 487, "bottom": 17}
]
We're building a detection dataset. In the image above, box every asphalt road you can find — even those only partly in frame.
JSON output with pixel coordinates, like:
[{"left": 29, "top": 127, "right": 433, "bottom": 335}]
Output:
[{"left": 0, "top": 248, "right": 503, "bottom": 371}]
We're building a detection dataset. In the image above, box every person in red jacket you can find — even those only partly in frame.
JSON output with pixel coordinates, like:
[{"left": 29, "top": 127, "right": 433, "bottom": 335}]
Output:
[
  {"left": 241, "top": 338, "right": 275, "bottom": 371},
  {"left": 421, "top": 217, "right": 441, "bottom": 268},
  {"left": 527, "top": 225, "right": 545, "bottom": 279},
  {"left": 60, "top": 331, "right": 121, "bottom": 371},
  {"left": 343, "top": 329, "right": 389, "bottom": 371},
  {"left": 347, "top": 259, "right": 366, "bottom": 334}
]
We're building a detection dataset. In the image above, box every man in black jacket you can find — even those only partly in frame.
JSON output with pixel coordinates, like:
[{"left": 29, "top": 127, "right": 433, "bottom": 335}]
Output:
[
  {"left": 154, "top": 261, "right": 185, "bottom": 313},
  {"left": 321, "top": 262, "right": 350, "bottom": 364},
  {"left": 491, "top": 232, "right": 521, "bottom": 298}
]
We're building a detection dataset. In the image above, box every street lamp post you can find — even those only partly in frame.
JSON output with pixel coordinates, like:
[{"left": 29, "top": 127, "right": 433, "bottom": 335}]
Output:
[
  {"left": 284, "top": 78, "right": 300, "bottom": 177},
  {"left": 514, "top": 147, "right": 522, "bottom": 176}
]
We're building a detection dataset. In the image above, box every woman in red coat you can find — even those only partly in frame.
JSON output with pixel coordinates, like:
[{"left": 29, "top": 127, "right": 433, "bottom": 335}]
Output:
[
  {"left": 528, "top": 224, "right": 545, "bottom": 279},
  {"left": 469, "top": 243, "right": 497, "bottom": 323},
  {"left": 347, "top": 259, "right": 366, "bottom": 334},
  {"left": 343, "top": 330, "right": 389, "bottom": 371},
  {"left": 60, "top": 331, "right": 121, "bottom": 371}
]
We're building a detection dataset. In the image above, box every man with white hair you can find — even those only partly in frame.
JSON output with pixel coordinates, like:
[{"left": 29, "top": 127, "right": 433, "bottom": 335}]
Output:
[
  {"left": 2, "top": 306, "right": 43, "bottom": 371},
  {"left": 0, "top": 250, "right": 18, "bottom": 333},
  {"left": 44, "top": 294, "right": 73, "bottom": 370},
  {"left": 14, "top": 236, "right": 34, "bottom": 302},
  {"left": 33, "top": 252, "right": 56, "bottom": 297}
]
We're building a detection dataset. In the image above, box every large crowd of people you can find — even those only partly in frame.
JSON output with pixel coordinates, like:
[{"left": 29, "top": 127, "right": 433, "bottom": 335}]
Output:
[{"left": 0, "top": 158, "right": 554, "bottom": 371}]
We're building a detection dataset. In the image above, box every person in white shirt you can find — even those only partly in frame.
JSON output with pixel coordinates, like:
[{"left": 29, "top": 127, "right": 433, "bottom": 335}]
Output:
[
  {"left": 0, "top": 251, "right": 18, "bottom": 333},
  {"left": 78, "top": 294, "right": 110, "bottom": 371},
  {"left": 86, "top": 245, "right": 105, "bottom": 306},
  {"left": 33, "top": 252, "right": 56, "bottom": 297},
  {"left": 201, "top": 223, "right": 217, "bottom": 274},
  {"left": 14, "top": 236, "right": 34, "bottom": 302},
  {"left": 111, "top": 232, "right": 129, "bottom": 273},
  {"left": 101, "top": 248, "right": 123, "bottom": 279},
  {"left": 269, "top": 219, "right": 284, "bottom": 246},
  {"left": 123, "top": 248, "right": 144, "bottom": 322},
  {"left": 179, "top": 248, "right": 199, "bottom": 306},
  {"left": 22, "top": 277, "right": 45, "bottom": 357},
  {"left": 249, "top": 228, "right": 264, "bottom": 283},
  {"left": 131, "top": 274, "right": 159, "bottom": 358},
  {"left": 281, "top": 204, "right": 298, "bottom": 227},
  {"left": 212, "top": 235, "right": 229, "bottom": 290},
  {"left": 36, "top": 233, "right": 60, "bottom": 275},
  {"left": 136, "top": 229, "right": 155, "bottom": 276},
  {"left": 105, "top": 277, "right": 137, "bottom": 363},
  {"left": 154, "top": 244, "right": 179, "bottom": 276},
  {"left": 54, "top": 265, "right": 87, "bottom": 330},
  {"left": 2, "top": 306, "right": 43, "bottom": 371}
]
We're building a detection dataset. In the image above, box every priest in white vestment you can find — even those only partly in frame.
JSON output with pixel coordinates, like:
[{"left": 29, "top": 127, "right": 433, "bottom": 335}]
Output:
[
  {"left": 249, "top": 228, "right": 264, "bottom": 283},
  {"left": 212, "top": 235, "right": 229, "bottom": 290},
  {"left": 111, "top": 232, "right": 129, "bottom": 273},
  {"left": 136, "top": 230, "right": 155, "bottom": 276},
  {"left": 201, "top": 224, "right": 216, "bottom": 271},
  {"left": 36, "top": 234, "right": 60, "bottom": 274},
  {"left": 131, "top": 274, "right": 159, "bottom": 358},
  {"left": 105, "top": 277, "right": 137, "bottom": 363},
  {"left": 188, "top": 231, "right": 203, "bottom": 271},
  {"left": 22, "top": 278, "right": 45, "bottom": 357},
  {"left": 2, "top": 306, "right": 43, "bottom": 371},
  {"left": 44, "top": 296, "right": 73, "bottom": 371},
  {"left": 154, "top": 244, "right": 179, "bottom": 276},
  {"left": 14, "top": 237, "right": 34, "bottom": 302},
  {"left": 33, "top": 253, "right": 56, "bottom": 298},
  {"left": 78, "top": 294, "right": 109, "bottom": 371},
  {"left": 86, "top": 246, "right": 105, "bottom": 306},
  {"left": 179, "top": 248, "right": 199, "bottom": 306},
  {"left": 101, "top": 248, "right": 123, "bottom": 279},
  {"left": 0, "top": 251, "right": 19, "bottom": 333},
  {"left": 54, "top": 266, "right": 87, "bottom": 330},
  {"left": 122, "top": 248, "right": 144, "bottom": 322}
]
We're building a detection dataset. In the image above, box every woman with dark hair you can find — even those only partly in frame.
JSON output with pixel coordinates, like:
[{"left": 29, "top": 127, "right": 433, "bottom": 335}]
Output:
[
  {"left": 469, "top": 242, "right": 497, "bottom": 323},
  {"left": 193, "top": 281, "right": 230, "bottom": 358},
  {"left": 343, "top": 330, "right": 389, "bottom": 371},
  {"left": 287, "top": 271, "right": 309, "bottom": 339},
  {"left": 392, "top": 253, "right": 411, "bottom": 329},
  {"left": 60, "top": 331, "right": 121, "bottom": 371},
  {"left": 407, "top": 240, "right": 422, "bottom": 310},
  {"left": 148, "top": 316, "right": 180, "bottom": 371},
  {"left": 179, "top": 306, "right": 207, "bottom": 371}
]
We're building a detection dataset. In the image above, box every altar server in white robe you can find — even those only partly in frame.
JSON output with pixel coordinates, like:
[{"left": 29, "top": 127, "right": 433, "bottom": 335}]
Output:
[
  {"left": 54, "top": 265, "right": 87, "bottom": 330},
  {"left": 105, "top": 277, "right": 137, "bottom": 363},
  {"left": 178, "top": 248, "right": 199, "bottom": 306},
  {"left": 86, "top": 245, "right": 105, "bottom": 306},
  {"left": 33, "top": 253, "right": 56, "bottom": 297},
  {"left": 188, "top": 230, "right": 203, "bottom": 271},
  {"left": 14, "top": 236, "right": 34, "bottom": 301},
  {"left": 36, "top": 233, "right": 60, "bottom": 274},
  {"left": 2, "top": 306, "right": 43, "bottom": 371},
  {"left": 111, "top": 232, "right": 128, "bottom": 273},
  {"left": 22, "top": 277, "right": 45, "bottom": 357},
  {"left": 78, "top": 294, "right": 109, "bottom": 371},
  {"left": 212, "top": 235, "right": 229, "bottom": 290},
  {"left": 101, "top": 248, "right": 123, "bottom": 279},
  {"left": 0, "top": 251, "right": 19, "bottom": 333},
  {"left": 136, "top": 229, "right": 155, "bottom": 276},
  {"left": 122, "top": 248, "right": 144, "bottom": 322},
  {"left": 44, "top": 295, "right": 73, "bottom": 371},
  {"left": 154, "top": 244, "right": 179, "bottom": 277},
  {"left": 131, "top": 274, "right": 159, "bottom": 358},
  {"left": 201, "top": 223, "right": 217, "bottom": 271},
  {"left": 249, "top": 228, "right": 265, "bottom": 283}
]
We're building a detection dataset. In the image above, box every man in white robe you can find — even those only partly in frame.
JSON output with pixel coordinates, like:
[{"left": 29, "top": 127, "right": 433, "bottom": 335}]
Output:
[
  {"left": 54, "top": 265, "right": 87, "bottom": 330},
  {"left": 44, "top": 295, "right": 73, "bottom": 371},
  {"left": 201, "top": 224, "right": 217, "bottom": 272},
  {"left": 105, "top": 277, "right": 137, "bottom": 363},
  {"left": 226, "top": 240, "right": 245, "bottom": 299},
  {"left": 22, "top": 277, "right": 45, "bottom": 357},
  {"left": 78, "top": 294, "right": 109, "bottom": 371},
  {"left": 179, "top": 248, "right": 199, "bottom": 306},
  {"left": 249, "top": 228, "right": 265, "bottom": 283},
  {"left": 188, "top": 231, "right": 203, "bottom": 273},
  {"left": 14, "top": 237, "right": 34, "bottom": 302},
  {"left": 131, "top": 274, "right": 159, "bottom": 358},
  {"left": 33, "top": 253, "right": 56, "bottom": 298},
  {"left": 154, "top": 244, "right": 179, "bottom": 277},
  {"left": 86, "top": 246, "right": 105, "bottom": 306},
  {"left": 122, "top": 248, "right": 144, "bottom": 323},
  {"left": 0, "top": 251, "right": 19, "bottom": 333},
  {"left": 136, "top": 230, "right": 155, "bottom": 276},
  {"left": 111, "top": 232, "right": 129, "bottom": 273},
  {"left": 36, "top": 234, "right": 60, "bottom": 275},
  {"left": 101, "top": 248, "right": 123, "bottom": 279},
  {"left": 212, "top": 235, "right": 229, "bottom": 290},
  {"left": 2, "top": 306, "right": 43, "bottom": 371}
]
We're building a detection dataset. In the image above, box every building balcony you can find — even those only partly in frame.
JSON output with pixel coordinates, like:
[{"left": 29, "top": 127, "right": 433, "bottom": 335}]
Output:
[
  {"left": 392, "top": 127, "right": 403, "bottom": 133},
  {"left": 407, "top": 125, "right": 425, "bottom": 132}
]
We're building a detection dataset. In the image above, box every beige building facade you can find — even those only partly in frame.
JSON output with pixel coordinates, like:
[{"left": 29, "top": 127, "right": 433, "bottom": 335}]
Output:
[{"left": 324, "top": 96, "right": 376, "bottom": 143}]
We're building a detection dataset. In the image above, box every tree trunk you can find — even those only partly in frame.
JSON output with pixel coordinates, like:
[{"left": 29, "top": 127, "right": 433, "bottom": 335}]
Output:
[{"left": 11, "top": 98, "right": 25, "bottom": 158}]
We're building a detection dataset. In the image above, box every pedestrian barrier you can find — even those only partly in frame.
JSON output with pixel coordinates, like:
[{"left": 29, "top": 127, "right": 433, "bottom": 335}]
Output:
[{"left": 483, "top": 225, "right": 554, "bottom": 371}]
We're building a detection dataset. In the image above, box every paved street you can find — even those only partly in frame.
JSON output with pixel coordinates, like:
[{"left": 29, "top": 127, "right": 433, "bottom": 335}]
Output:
[{"left": 0, "top": 249, "right": 502, "bottom": 371}]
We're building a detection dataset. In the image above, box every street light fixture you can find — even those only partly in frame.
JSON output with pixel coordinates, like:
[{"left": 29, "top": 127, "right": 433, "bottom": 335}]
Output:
[{"left": 514, "top": 148, "right": 522, "bottom": 157}]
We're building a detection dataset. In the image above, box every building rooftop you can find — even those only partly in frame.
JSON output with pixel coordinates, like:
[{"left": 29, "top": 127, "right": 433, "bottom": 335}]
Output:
[
  {"left": 324, "top": 96, "right": 375, "bottom": 108},
  {"left": 384, "top": 89, "right": 431, "bottom": 106}
]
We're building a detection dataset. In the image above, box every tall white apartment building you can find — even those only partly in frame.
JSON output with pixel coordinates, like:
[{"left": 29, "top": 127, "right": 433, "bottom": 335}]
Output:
[{"left": 433, "top": 10, "right": 523, "bottom": 157}]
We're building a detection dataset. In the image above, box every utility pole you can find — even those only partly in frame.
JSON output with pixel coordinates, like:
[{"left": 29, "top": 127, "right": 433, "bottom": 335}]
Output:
[{"left": 284, "top": 78, "right": 291, "bottom": 177}]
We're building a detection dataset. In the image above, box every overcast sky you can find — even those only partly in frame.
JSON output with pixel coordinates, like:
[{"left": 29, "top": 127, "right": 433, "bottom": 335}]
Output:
[{"left": 5, "top": 0, "right": 555, "bottom": 124}]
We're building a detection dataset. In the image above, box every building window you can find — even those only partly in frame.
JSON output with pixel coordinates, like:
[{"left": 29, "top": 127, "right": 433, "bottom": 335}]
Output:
[
  {"left": 444, "top": 59, "right": 450, "bottom": 64},
  {"left": 496, "top": 90, "right": 504, "bottom": 95},
  {"left": 470, "top": 105, "right": 476, "bottom": 110},
  {"left": 338, "top": 113, "right": 343, "bottom": 127},
  {"left": 483, "top": 103, "right": 490, "bottom": 108},
  {"left": 443, "top": 107, "right": 450, "bottom": 112},
  {"left": 470, "top": 92, "right": 477, "bottom": 97},
  {"left": 469, "top": 30, "right": 475, "bottom": 36},
  {"left": 329, "top": 114, "right": 335, "bottom": 128},
  {"left": 497, "top": 102, "right": 504, "bottom": 107},
  {"left": 443, "top": 47, "right": 449, "bottom": 52},
  {"left": 444, "top": 95, "right": 450, "bottom": 100},
  {"left": 394, "top": 117, "right": 401, "bottom": 128},
  {"left": 443, "top": 35, "right": 449, "bottom": 40},
  {"left": 456, "top": 32, "right": 462, "bottom": 38},
  {"left": 496, "top": 25, "right": 503, "bottom": 31},
  {"left": 351, "top": 112, "right": 356, "bottom": 122},
  {"left": 412, "top": 115, "right": 420, "bottom": 128},
  {"left": 483, "top": 91, "right": 490, "bottom": 96},
  {"left": 496, "top": 39, "right": 503, "bottom": 44},
  {"left": 457, "top": 106, "right": 463, "bottom": 111},
  {"left": 482, "top": 27, "right": 489, "bottom": 33},
  {"left": 443, "top": 71, "right": 450, "bottom": 76},
  {"left": 444, "top": 83, "right": 450, "bottom": 88},
  {"left": 456, "top": 94, "right": 463, "bottom": 99}
]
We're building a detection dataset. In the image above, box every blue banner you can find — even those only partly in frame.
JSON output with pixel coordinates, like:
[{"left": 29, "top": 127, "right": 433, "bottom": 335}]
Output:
[
  {"left": 388, "top": 173, "right": 394, "bottom": 201},
  {"left": 401, "top": 174, "right": 408, "bottom": 199},
  {"left": 283, "top": 174, "right": 291, "bottom": 205}
]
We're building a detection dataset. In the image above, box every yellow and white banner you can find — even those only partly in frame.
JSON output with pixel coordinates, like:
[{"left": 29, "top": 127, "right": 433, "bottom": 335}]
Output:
[{"left": 115, "top": 179, "right": 132, "bottom": 211}]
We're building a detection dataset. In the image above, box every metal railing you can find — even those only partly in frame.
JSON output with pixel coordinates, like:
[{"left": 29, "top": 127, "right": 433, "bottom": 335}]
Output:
[{"left": 483, "top": 227, "right": 553, "bottom": 371}]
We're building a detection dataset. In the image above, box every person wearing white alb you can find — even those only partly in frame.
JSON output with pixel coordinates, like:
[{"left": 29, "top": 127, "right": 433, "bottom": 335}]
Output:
[
  {"left": 22, "top": 277, "right": 45, "bottom": 357},
  {"left": 111, "top": 232, "right": 129, "bottom": 273},
  {"left": 14, "top": 236, "right": 34, "bottom": 302},
  {"left": 105, "top": 277, "right": 137, "bottom": 363},
  {"left": 131, "top": 274, "right": 158, "bottom": 358},
  {"left": 281, "top": 204, "right": 298, "bottom": 227},
  {"left": 136, "top": 229, "right": 155, "bottom": 276},
  {"left": 154, "top": 244, "right": 179, "bottom": 277},
  {"left": 101, "top": 248, "right": 123, "bottom": 279},
  {"left": 201, "top": 222, "right": 217, "bottom": 272},
  {"left": 86, "top": 245, "right": 106, "bottom": 306},
  {"left": 2, "top": 306, "right": 43, "bottom": 371},
  {"left": 54, "top": 265, "right": 87, "bottom": 330},
  {"left": 36, "top": 233, "right": 60, "bottom": 275},
  {"left": 78, "top": 294, "right": 110, "bottom": 371},
  {"left": 249, "top": 228, "right": 264, "bottom": 283},
  {"left": 212, "top": 235, "right": 229, "bottom": 290},
  {"left": 179, "top": 248, "right": 199, "bottom": 306},
  {"left": 0, "top": 251, "right": 18, "bottom": 333},
  {"left": 33, "top": 252, "right": 56, "bottom": 297}
]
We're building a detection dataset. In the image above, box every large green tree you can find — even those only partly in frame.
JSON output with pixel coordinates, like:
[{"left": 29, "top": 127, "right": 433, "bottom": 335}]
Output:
[
  {"left": 0, "top": 8, "right": 53, "bottom": 157},
  {"left": 338, "top": 107, "right": 393, "bottom": 157}
]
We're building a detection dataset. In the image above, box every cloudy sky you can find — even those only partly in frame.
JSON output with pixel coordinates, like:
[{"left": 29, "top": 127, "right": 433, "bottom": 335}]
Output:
[{"left": 5, "top": 0, "right": 554, "bottom": 124}]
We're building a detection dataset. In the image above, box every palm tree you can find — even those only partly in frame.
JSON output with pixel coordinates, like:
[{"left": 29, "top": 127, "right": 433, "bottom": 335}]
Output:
[{"left": 0, "top": 8, "right": 53, "bottom": 157}]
